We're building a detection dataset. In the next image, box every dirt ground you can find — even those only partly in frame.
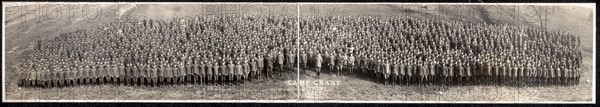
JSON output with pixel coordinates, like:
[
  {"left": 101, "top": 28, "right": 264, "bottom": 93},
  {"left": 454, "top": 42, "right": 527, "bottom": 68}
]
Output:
[{"left": 3, "top": 3, "right": 595, "bottom": 102}]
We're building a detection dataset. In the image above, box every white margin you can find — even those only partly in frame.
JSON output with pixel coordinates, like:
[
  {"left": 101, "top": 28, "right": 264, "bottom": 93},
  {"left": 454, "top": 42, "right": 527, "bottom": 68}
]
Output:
[
  {"left": 1, "top": 2, "right": 596, "bottom": 104},
  {"left": 592, "top": 3, "right": 596, "bottom": 105}
]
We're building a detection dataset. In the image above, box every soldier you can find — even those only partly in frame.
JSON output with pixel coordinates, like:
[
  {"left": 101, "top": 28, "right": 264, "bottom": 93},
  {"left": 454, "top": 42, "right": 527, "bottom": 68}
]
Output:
[
  {"left": 383, "top": 60, "right": 391, "bottom": 85},
  {"left": 58, "top": 66, "right": 66, "bottom": 87},
  {"left": 329, "top": 51, "right": 336, "bottom": 76},
  {"left": 29, "top": 70, "right": 38, "bottom": 87},
  {"left": 91, "top": 63, "right": 98, "bottom": 85},
  {"left": 448, "top": 60, "right": 455, "bottom": 85},
  {"left": 266, "top": 52, "right": 274, "bottom": 78},
  {"left": 256, "top": 54, "right": 264, "bottom": 80},
  {"left": 524, "top": 62, "right": 531, "bottom": 86},
  {"left": 150, "top": 63, "right": 158, "bottom": 86},
  {"left": 167, "top": 63, "right": 175, "bottom": 85},
  {"left": 510, "top": 63, "right": 518, "bottom": 86},
  {"left": 361, "top": 54, "right": 369, "bottom": 79},
  {"left": 68, "top": 65, "right": 76, "bottom": 86},
  {"left": 399, "top": 60, "right": 406, "bottom": 85},
  {"left": 368, "top": 55, "right": 376, "bottom": 81},
  {"left": 406, "top": 60, "right": 413, "bottom": 85},
  {"left": 17, "top": 68, "right": 27, "bottom": 87},
  {"left": 139, "top": 63, "right": 148, "bottom": 86},
  {"left": 206, "top": 60, "right": 214, "bottom": 85},
  {"left": 116, "top": 60, "right": 125, "bottom": 85},
  {"left": 348, "top": 53, "right": 355, "bottom": 75},
  {"left": 307, "top": 48, "right": 315, "bottom": 68},
  {"left": 186, "top": 58, "right": 194, "bottom": 84},
  {"left": 243, "top": 58, "right": 250, "bottom": 84},
  {"left": 552, "top": 63, "right": 560, "bottom": 86},
  {"left": 441, "top": 60, "right": 448, "bottom": 85},
  {"left": 287, "top": 47, "right": 295, "bottom": 71},
  {"left": 133, "top": 61, "right": 142, "bottom": 86},
  {"left": 460, "top": 60, "right": 468, "bottom": 85},
  {"left": 517, "top": 63, "right": 525, "bottom": 87},
  {"left": 339, "top": 51, "right": 347, "bottom": 75},
  {"left": 125, "top": 61, "right": 133, "bottom": 86},
  {"left": 315, "top": 51, "right": 323, "bottom": 79},
  {"left": 236, "top": 59, "right": 244, "bottom": 85},
  {"left": 220, "top": 61, "right": 228, "bottom": 85},
  {"left": 44, "top": 71, "right": 52, "bottom": 88},
  {"left": 375, "top": 59, "right": 382, "bottom": 84},
  {"left": 250, "top": 57, "right": 258, "bottom": 81},
  {"left": 300, "top": 48, "right": 308, "bottom": 71},
  {"left": 191, "top": 59, "right": 199, "bottom": 85},
  {"left": 277, "top": 50, "right": 285, "bottom": 72},
  {"left": 425, "top": 59, "right": 434, "bottom": 85},
  {"left": 420, "top": 60, "right": 429, "bottom": 85},
  {"left": 228, "top": 59, "right": 236, "bottom": 85},
  {"left": 198, "top": 60, "right": 206, "bottom": 85},
  {"left": 492, "top": 61, "right": 499, "bottom": 85},
  {"left": 391, "top": 59, "right": 399, "bottom": 85},
  {"left": 158, "top": 62, "right": 166, "bottom": 86},
  {"left": 255, "top": 53, "right": 265, "bottom": 80},
  {"left": 463, "top": 60, "right": 471, "bottom": 84},
  {"left": 178, "top": 59, "right": 187, "bottom": 85},
  {"left": 485, "top": 61, "right": 492, "bottom": 85}
]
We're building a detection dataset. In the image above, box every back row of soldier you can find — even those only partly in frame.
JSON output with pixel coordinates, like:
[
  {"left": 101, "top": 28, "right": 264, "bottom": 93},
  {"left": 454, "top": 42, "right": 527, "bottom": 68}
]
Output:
[
  {"left": 17, "top": 15, "right": 582, "bottom": 88},
  {"left": 18, "top": 15, "right": 300, "bottom": 87},
  {"left": 299, "top": 16, "right": 582, "bottom": 86}
]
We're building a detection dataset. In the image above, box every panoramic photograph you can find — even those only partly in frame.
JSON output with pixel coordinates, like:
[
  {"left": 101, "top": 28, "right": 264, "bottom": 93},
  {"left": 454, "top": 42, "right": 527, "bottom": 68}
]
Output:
[{"left": 2, "top": 2, "right": 595, "bottom": 103}]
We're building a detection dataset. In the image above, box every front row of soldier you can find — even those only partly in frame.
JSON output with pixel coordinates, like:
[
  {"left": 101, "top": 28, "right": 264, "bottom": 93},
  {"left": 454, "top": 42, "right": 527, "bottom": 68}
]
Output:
[
  {"left": 17, "top": 51, "right": 303, "bottom": 87},
  {"left": 18, "top": 50, "right": 581, "bottom": 87},
  {"left": 307, "top": 51, "right": 580, "bottom": 87}
]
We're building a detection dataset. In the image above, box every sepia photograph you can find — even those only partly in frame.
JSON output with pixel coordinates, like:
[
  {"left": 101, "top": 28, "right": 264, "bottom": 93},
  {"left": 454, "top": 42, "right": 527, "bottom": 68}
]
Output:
[{"left": 2, "top": 2, "right": 596, "bottom": 103}]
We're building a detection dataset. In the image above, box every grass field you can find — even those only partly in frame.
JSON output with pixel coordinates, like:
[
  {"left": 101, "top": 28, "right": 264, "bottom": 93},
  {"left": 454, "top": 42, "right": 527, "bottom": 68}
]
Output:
[{"left": 3, "top": 3, "right": 594, "bottom": 102}]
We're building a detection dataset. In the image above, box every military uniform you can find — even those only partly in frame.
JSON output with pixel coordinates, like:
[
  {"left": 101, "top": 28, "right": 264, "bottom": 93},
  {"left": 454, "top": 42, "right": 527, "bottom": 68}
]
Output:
[
  {"left": 207, "top": 62, "right": 214, "bottom": 84},
  {"left": 315, "top": 52, "right": 323, "bottom": 78},
  {"left": 383, "top": 62, "right": 391, "bottom": 85},
  {"left": 256, "top": 56, "right": 264, "bottom": 79},
  {"left": 243, "top": 59, "right": 250, "bottom": 82},
  {"left": 220, "top": 62, "right": 228, "bottom": 85},
  {"left": 228, "top": 61, "right": 236, "bottom": 83},
  {"left": 266, "top": 53, "right": 274, "bottom": 77},
  {"left": 250, "top": 59, "right": 258, "bottom": 80},
  {"left": 391, "top": 62, "right": 399, "bottom": 85}
]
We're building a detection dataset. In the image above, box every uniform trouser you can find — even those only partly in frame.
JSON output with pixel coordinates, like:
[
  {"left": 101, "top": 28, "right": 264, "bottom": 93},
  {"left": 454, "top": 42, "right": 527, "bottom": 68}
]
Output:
[
  {"left": 398, "top": 75, "right": 404, "bottom": 84},
  {"left": 226, "top": 75, "right": 232, "bottom": 84},
  {"left": 349, "top": 65, "right": 354, "bottom": 74},
  {"left": 149, "top": 77, "right": 156, "bottom": 86},
  {"left": 206, "top": 75, "right": 212, "bottom": 84},
  {"left": 406, "top": 75, "right": 412, "bottom": 85},
  {"left": 212, "top": 75, "right": 218, "bottom": 84},
  {"left": 179, "top": 75, "right": 185, "bottom": 84},
  {"left": 315, "top": 67, "right": 321, "bottom": 78},
  {"left": 197, "top": 75, "right": 203, "bottom": 85},
  {"left": 384, "top": 74, "right": 390, "bottom": 84},
  {"left": 19, "top": 78, "right": 26, "bottom": 87},
  {"left": 186, "top": 75, "right": 193, "bottom": 83},
  {"left": 244, "top": 73, "right": 249, "bottom": 83},
  {"left": 166, "top": 76, "right": 173, "bottom": 85},
  {"left": 250, "top": 71, "right": 257, "bottom": 80},
  {"left": 159, "top": 76, "right": 165, "bottom": 85},
  {"left": 266, "top": 68, "right": 273, "bottom": 77}
]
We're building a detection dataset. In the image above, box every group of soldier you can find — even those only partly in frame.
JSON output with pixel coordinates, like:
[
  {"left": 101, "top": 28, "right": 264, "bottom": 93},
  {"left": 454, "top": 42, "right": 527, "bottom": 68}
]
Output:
[
  {"left": 299, "top": 16, "right": 582, "bottom": 86},
  {"left": 18, "top": 15, "right": 300, "bottom": 87},
  {"left": 17, "top": 15, "right": 582, "bottom": 88}
]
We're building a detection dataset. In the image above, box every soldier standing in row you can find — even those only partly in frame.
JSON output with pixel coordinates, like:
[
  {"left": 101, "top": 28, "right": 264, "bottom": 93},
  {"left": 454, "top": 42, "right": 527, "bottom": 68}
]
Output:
[{"left": 315, "top": 51, "right": 323, "bottom": 79}]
